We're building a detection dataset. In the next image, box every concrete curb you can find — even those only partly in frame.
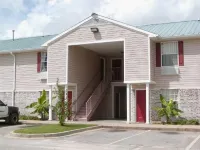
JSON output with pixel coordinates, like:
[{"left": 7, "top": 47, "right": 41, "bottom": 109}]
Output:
[
  {"left": 11, "top": 126, "right": 100, "bottom": 138},
  {"left": 100, "top": 125, "right": 200, "bottom": 132}
]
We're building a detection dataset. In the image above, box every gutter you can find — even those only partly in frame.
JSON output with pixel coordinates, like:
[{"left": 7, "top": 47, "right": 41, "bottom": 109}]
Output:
[
  {"left": 0, "top": 48, "right": 46, "bottom": 55},
  {"left": 151, "top": 34, "right": 200, "bottom": 41},
  {"left": 10, "top": 52, "right": 16, "bottom": 106}
]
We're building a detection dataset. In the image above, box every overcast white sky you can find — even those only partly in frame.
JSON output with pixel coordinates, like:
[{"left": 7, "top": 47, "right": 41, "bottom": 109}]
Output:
[{"left": 0, "top": 0, "right": 199, "bottom": 40}]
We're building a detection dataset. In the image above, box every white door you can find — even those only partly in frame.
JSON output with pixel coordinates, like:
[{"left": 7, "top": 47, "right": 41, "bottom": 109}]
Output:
[{"left": 0, "top": 100, "right": 8, "bottom": 118}]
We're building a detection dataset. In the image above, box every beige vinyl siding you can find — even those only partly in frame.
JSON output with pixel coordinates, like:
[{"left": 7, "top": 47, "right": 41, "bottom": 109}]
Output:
[
  {"left": 150, "top": 40, "right": 156, "bottom": 81},
  {"left": 125, "top": 33, "right": 149, "bottom": 81},
  {"left": 48, "top": 21, "right": 149, "bottom": 83},
  {"left": 154, "top": 39, "right": 200, "bottom": 89},
  {"left": 0, "top": 54, "right": 13, "bottom": 91},
  {"left": 68, "top": 46, "right": 100, "bottom": 109},
  {"left": 15, "top": 51, "right": 49, "bottom": 91}
]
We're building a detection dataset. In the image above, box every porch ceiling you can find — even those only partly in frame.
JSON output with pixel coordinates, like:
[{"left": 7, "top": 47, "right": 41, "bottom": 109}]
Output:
[{"left": 80, "top": 41, "right": 124, "bottom": 56}]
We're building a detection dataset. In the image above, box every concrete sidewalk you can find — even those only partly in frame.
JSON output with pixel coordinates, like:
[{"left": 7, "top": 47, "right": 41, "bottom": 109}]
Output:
[{"left": 19, "top": 120, "right": 200, "bottom": 132}]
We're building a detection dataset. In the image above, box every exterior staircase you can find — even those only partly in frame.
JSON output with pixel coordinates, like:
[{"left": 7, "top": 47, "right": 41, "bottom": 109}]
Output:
[
  {"left": 75, "top": 104, "right": 87, "bottom": 121},
  {"left": 74, "top": 79, "right": 110, "bottom": 121}
]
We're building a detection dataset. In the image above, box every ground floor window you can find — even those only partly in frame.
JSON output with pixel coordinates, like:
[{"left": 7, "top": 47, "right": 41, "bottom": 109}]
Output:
[{"left": 161, "top": 89, "right": 179, "bottom": 108}]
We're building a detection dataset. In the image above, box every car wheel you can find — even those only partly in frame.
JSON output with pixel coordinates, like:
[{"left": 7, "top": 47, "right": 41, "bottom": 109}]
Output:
[{"left": 9, "top": 113, "right": 19, "bottom": 125}]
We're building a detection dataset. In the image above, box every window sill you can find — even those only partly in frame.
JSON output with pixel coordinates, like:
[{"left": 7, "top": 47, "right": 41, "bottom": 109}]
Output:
[
  {"left": 39, "top": 71, "right": 47, "bottom": 80},
  {"left": 161, "top": 66, "right": 179, "bottom": 75}
]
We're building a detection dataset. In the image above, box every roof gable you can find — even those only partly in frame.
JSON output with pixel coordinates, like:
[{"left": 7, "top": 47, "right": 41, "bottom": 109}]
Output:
[{"left": 42, "top": 13, "right": 157, "bottom": 46}]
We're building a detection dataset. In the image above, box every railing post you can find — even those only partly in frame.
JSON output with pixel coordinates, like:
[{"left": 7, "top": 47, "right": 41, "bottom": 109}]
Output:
[
  {"left": 76, "top": 101, "right": 77, "bottom": 114},
  {"left": 48, "top": 85, "right": 52, "bottom": 121},
  {"left": 86, "top": 102, "right": 88, "bottom": 116},
  {"left": 90, "top": 99, "right": 91, "bottom": 113}
]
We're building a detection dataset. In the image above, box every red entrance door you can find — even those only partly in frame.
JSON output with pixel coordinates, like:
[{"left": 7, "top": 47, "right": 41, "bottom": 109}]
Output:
[
  {"left": 136, "top": 90, "right": 146, "bottom": 122},
  {"left": 68, "top": 91, "right": 72, "bottom": 120}
]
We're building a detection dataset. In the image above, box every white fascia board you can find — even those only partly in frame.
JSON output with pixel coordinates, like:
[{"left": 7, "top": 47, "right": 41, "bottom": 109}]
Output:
[
  {"left": 152, "top": 34, "right": 200, "bottom": 41},
  {"left": 67, "top": 38, "right": 125, "bottom": 46},
  {"left": 47, "top": 82, "right": 77, "bottom": 86},
  {"left": 124, "top": 80, "right": 156, "bottom": 84},
  {"left": 98, "top": 16, "right": 158, "bottom": 37},
  {"left": 47, "top": 82, "right": 68, "bottom": 85},
  {"left": 0, "top": 48, "right": 46, "bottom": 54},
  {"left": 42, "top": 16, "right": 93, "bottom": 47}
]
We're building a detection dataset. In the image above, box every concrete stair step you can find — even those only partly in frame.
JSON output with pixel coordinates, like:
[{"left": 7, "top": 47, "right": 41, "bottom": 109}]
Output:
[{"left": 76, "top": 118, "right": 87, "bottom": 121}]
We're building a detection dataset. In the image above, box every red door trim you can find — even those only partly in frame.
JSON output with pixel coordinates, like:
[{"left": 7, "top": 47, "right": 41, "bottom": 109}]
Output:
[
  {"left": 136, "top": 90, "right": 146, "bottom": 123},
  {"left": 67, "top": 91, "right": 73, "bottom": 120}
]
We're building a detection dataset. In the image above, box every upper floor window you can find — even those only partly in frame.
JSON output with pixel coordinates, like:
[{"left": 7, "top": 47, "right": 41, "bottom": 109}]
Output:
[
  {"left": 41, "top": 52, "right": 47, "bottom": 72},
  {"left": 161, "top": 42, "right": 178, "bottom": 67},
  {"left": 37, "top": 52, "right": 47, "bottom": 72},
  {"left": 156, "top": 41, "right": 184, "bottom": 72}
]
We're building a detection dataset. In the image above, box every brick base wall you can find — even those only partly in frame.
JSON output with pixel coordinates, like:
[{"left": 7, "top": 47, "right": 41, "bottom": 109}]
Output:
[
  {"left": 150, "top": 89, "right": 200, "bottom": 121},
  {"left": 15, "top": 92, "right": 41, "bottom": 115},
  {"left": 0, "top": 91, "right": 49, "bottom": 116},
  {"left": 0, "top": 92, "right": 12, "bottom": 106}
]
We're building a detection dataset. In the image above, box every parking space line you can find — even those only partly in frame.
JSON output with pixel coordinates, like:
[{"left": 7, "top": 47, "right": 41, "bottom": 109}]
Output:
[
  {"left": 185, "top": 134, "right": 200, "bottom": 150},
  {"left": 107, "top": 130, "right": 151, "bottom": 145}
]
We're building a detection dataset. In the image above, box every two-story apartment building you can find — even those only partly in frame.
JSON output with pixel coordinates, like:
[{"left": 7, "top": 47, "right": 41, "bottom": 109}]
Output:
[{"left": 1, "top": 13, "right": 200, "bottom": 124}]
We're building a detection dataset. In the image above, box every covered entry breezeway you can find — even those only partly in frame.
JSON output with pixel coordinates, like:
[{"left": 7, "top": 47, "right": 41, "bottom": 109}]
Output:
[{"left": 67, "top": 39, "right": 126, "bottom": 122}]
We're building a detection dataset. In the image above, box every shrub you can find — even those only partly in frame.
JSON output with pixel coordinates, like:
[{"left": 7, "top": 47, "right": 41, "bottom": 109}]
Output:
[
  {"left": 154, "top": 94, "right": 183, "bottom": 124},
  {"left": 25, "top": 90, "right": 49, "bottom": 120},
  {"left": 172, "top": 119, "right": 199, "bottom": 125},
  {"left": 186, "top": 119, "right": 199, "bottom": 125},
  {"left": 173, "top": 119, "right": 187, "bottom": 125},
  {"left": 53, "top": 79, "right": 71, "bottom": 126}
]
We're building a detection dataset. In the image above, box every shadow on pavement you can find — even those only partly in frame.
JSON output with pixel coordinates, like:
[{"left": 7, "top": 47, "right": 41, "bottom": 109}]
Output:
[
  {"left": 0, "top": 121, "right": 23, "bottom": 128},
  {"left": 160, "top": 131, "right": 182, "bottom": 135}
]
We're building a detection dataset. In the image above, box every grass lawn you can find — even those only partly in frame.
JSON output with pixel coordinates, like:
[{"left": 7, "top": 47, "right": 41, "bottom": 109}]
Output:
[{"left": 14, "top": 124, "right": 95, "bottom": 134}]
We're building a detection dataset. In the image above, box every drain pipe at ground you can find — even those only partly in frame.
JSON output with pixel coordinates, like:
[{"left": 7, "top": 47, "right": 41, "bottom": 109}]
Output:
[{"left": 10, "top": 52, "right": 16, "bottom": 106}]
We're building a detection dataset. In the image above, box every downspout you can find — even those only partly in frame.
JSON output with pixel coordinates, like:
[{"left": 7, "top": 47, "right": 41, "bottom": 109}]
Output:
[{"left": 10, "top": 52, "right": 16, "bottom": 106}]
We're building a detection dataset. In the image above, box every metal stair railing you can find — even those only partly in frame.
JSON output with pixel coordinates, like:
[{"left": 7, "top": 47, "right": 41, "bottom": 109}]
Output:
[
  {"left": 72, "top": 71, "right": 101, "bottom": 119},
  {"left": 86, "top": 73, "right": 112, "bottom": 120}
]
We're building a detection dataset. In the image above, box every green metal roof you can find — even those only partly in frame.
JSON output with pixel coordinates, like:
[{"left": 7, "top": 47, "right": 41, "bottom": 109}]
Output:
[
  {"left": 137, "top": 20, "right": 200, "bottom": 37},
  {"left": 1, "top": 20, "right": 200, "bottom": 52},
  {"left": 0, "top": 35, "right": 56, "bottom": 52}
]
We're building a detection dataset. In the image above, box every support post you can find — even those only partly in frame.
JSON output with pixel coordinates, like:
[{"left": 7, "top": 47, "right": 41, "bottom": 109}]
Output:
[
  {"left": 65, "top": 85, "right": 68, "bottom": 121},
  {"left": 146, "top": 83, "right": 150, "bottom": 124},
  {"left": 126, "top": 84, "right": 131, "bottom": 124},
  {"left": 49, "top": 85, "right": 52, "bottom": 121},
  {"left": 131, "top": 85, "right": 136, "bottom": 123},
  {"left": 10, "top": 52, "right": 16, "bottom": 106}
]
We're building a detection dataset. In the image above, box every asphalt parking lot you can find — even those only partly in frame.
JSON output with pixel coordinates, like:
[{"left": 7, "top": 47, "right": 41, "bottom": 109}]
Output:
[{"left": 0, "top": 123, "right": 200, "bottom": 150}]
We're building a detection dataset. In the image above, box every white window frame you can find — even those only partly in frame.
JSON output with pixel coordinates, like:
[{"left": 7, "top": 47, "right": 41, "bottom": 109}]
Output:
[
  {"left": 161, "top": 41, "right": 179, "bottom": 67},
  {"left": 40, "top": 52, "right": 47, "bottom": 72},
  {"left": 161, "top": 89, "right": 179, "bottom": 108},
  {"left": 161, "top": 41, "right": 179, "bottom": 75}
]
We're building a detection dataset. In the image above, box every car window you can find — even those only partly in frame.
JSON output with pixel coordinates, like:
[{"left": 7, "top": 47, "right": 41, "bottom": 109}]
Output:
[{"left": 0, "top": 100, "right": 5, "bottom": 106}]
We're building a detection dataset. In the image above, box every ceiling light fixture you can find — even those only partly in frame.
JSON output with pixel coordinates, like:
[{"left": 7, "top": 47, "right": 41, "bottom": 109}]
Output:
[{"left": 91, "top": 27, "right": 99, "bottom": 33}]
